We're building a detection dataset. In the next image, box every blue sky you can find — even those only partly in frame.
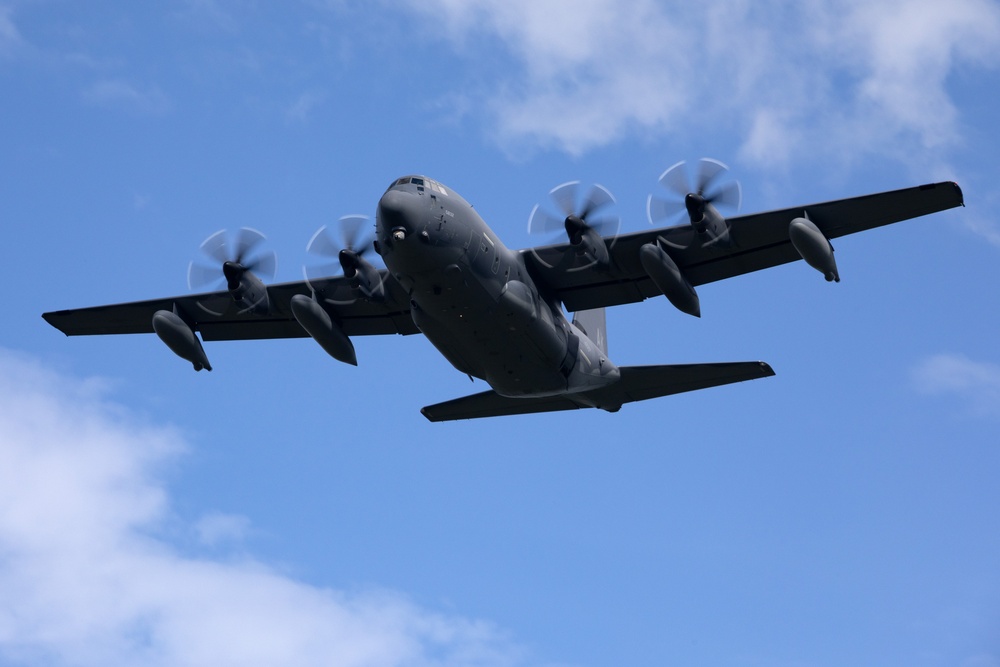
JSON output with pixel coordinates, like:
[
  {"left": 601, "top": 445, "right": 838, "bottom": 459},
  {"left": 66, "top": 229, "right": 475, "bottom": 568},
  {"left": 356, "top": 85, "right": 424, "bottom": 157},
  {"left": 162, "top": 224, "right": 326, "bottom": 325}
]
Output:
[{"left": 2, "top": 1, "right": 1000, "bottom": 666}]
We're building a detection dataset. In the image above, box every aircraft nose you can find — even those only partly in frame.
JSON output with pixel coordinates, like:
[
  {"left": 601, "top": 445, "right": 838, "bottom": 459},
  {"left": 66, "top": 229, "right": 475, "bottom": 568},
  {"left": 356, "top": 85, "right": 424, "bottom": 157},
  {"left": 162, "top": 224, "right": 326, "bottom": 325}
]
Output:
[{"left": 378, "top": 188, "right": 422, "bottom": 236}]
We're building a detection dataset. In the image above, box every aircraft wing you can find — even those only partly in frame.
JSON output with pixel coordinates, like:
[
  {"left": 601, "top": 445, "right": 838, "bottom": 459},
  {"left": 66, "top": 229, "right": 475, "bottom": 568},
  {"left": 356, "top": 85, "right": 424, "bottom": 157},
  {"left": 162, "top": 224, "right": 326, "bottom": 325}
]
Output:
[
  {"left": 42, "top": 272, "right": 419, "bottom": 340},
  {"left": 524, "top": 181, "right": 964, "bottom": 312}
]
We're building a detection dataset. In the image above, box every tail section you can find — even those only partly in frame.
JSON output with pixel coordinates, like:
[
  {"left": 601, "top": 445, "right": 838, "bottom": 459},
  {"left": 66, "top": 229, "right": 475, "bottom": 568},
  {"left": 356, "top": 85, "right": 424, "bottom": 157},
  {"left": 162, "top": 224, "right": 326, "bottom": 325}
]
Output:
[{"left": 421, "top": 361, "right": 774, "bottom": 422}]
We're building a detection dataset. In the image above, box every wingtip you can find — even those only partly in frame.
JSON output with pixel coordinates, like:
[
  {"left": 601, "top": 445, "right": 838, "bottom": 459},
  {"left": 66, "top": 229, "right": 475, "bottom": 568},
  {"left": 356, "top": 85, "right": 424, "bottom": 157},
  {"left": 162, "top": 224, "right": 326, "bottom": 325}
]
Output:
[
  {"left": 41, "top": 311, "right": 71, "bottom": 336},
  {"left": 951, "top": 181, "right": 965, "bottom": 207}
]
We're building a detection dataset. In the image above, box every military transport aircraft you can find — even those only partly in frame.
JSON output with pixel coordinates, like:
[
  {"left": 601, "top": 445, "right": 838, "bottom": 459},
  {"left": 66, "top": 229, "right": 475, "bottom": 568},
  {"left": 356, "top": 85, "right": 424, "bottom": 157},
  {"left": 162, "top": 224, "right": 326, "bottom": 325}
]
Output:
[{"left": 43, "top": 161, "right": 964, "bottom": 421}]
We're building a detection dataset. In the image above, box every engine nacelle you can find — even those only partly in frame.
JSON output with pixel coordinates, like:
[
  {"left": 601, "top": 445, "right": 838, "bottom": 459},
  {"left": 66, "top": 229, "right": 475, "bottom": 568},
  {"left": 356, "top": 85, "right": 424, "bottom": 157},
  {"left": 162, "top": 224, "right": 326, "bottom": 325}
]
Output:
[
  {"left": 223, "top": 261, "right": 271, "bottom": 315},
  {"left": 151, "top": 309, "right": 212, "bottom": 371},
  {"left": 339, "top": 251, "right": 385, "bottom": 302},
  {"left": 639, "top": 242, "right": 701, "bottom": 317},
  {"left": 565, "top": 216, "right": 610, "bottom": 269},
  {"left": 686, "top": 195, "right": 731, "bottom": 247},
  {"left": 290, "top": 294, "right": 358, "bottom": 366},
  {"left": 789, "top": 217, "right": 840, "bottom": 282}
]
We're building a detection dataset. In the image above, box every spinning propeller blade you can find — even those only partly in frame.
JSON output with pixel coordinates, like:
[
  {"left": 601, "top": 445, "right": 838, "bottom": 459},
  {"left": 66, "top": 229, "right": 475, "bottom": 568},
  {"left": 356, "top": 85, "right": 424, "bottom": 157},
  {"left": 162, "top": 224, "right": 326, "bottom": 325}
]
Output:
[
  {"left": 303, "top": 215, "right": 384, "bottom": 305},
  {"left": 647, "top": 158, "right": 742, "bottom": 249},
  {"left": 187, "top": 227, "right": 277, "bottom": 316},
  {"left": 527, "top": 181, "right": 620, "bottom": 271}
]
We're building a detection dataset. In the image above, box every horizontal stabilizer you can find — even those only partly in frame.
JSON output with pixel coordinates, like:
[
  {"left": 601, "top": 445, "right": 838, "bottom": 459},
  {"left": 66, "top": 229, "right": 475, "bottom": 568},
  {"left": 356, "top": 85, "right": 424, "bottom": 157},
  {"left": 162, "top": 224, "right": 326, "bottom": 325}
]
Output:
[
  {"left": 421, "top": 392, "right": 584, "bottom": 422},
  {"left": 421, "top": 361, "right": 774, "bottom": 422}
]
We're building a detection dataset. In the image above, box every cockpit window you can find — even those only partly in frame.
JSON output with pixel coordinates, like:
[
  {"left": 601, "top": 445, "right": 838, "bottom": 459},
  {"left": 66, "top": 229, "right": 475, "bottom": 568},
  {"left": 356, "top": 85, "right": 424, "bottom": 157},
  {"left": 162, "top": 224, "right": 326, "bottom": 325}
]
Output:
[{"left": 386, "top": 176, "right": 449, "bottom": 196}]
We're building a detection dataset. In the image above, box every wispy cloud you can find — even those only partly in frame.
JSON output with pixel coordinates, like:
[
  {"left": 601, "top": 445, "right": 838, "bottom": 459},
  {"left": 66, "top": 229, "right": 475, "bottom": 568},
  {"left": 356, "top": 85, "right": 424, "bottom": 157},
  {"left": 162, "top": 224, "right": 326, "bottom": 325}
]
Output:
[
  {"left": 194, "top": 511, "right": 252, "bottom": 547},
  {"left": 82, "top": 79, "right": 172, "bottom": 115},
  {"left": 964, "top": 215, "right": 1000, "bottom": 249},
  {"left": 286, "top": 90, "right": 328, "bottom": 123},
  {"left": 397, "top": 0, "right": 1000, "bottom": 171},
  {"left": 0, "top": 5, "right": 24, "bottom": 58},
  {"left": 0, "top": 350, "right": 532, "bottom": 667},
  {"left": 912, "top": 353, "right": 1000, "bottom": 418}
]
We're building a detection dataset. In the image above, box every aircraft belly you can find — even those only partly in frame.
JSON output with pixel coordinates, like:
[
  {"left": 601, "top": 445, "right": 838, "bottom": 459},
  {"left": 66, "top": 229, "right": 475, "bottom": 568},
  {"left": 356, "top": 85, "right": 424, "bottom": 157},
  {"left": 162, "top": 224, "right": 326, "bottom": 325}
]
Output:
[{"left": 408, "top": 268, "right": 569, "bottom": 397}]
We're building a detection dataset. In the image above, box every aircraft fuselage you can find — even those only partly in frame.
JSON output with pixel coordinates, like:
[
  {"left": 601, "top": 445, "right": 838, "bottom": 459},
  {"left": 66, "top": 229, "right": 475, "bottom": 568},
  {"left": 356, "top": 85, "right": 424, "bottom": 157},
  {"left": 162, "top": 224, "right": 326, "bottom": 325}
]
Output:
[{"left": 375, "top": 175, "right": 619, "bottom": 400}]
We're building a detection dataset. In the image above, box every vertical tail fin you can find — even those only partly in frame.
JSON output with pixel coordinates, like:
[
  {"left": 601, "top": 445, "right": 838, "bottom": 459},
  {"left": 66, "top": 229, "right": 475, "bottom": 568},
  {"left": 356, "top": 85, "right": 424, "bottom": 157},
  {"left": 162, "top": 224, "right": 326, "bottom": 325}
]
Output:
[{"left": 572, "top": 308, "right": 608, "bottom": 355}]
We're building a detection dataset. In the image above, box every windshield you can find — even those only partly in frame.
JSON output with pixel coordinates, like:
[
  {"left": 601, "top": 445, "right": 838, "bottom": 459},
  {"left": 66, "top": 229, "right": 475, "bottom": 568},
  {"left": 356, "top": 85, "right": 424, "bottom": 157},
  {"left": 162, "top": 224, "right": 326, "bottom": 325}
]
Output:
[{"left": 386, "top": 176, "right": 449, "bottom": 196}]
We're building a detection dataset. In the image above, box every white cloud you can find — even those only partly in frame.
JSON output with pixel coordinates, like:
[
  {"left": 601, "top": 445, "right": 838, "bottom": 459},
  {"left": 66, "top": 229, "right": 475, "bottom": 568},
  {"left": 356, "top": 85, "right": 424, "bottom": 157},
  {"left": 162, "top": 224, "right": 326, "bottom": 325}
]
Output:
[
  {"left": 912, "top": 353, "right": 1000, "bottom": 418},
  {"left": 400, "top": 0, "right": 690, "bottom": 156},
  {"left": 397, "top": 0, "right": 1000, "bottom": 168},
  {"left": 0, "top": 350, "right": 531, "bottom": 667},
  {"left": 82, "top": 79, "right": 172, "bottom": 115}
]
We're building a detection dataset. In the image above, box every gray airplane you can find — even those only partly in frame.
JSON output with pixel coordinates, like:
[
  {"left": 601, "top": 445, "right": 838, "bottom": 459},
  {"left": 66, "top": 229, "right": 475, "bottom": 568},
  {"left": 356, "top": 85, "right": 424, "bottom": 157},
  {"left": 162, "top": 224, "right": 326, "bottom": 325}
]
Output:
[{"left": 43, "top": 162, "right": 964, "bottom": 421}]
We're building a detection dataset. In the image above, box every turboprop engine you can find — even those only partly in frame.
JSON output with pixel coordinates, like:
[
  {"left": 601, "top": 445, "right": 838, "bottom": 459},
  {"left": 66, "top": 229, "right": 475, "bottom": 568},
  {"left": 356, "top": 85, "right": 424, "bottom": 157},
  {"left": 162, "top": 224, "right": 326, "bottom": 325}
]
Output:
[
  {"left": 222, "top": 260, "right": 271, "bottom": 315},
  {"left": 305, "top": 216, "right": 386, "bottom": 304},
  {"left": 684, "top": 193, "right": 731, "bottom": 245},
  {"left": 789, "top": 216, "right": 840, "bottom": 282},
  {"left": 187, "top": 227, "right": 276, "bottom": 317},
  {"left": 527, "top": 182, "right": 619, "bottom": 271},
  {"left": 151, "top": 308, "right": 212, "bottom": 371},
  {"left": 647, "top": 158, "right": 741, "bottom": 250},
  {"left": 564, "top": 215, "right": 609, "bottom": 268}
]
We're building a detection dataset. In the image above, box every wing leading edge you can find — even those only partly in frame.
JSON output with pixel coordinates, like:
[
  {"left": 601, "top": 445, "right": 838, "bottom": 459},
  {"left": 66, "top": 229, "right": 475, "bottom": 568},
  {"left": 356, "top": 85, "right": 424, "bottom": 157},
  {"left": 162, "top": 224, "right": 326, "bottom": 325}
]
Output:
[{"left": 525, "top": 181, "right": 964, "bottom": 312}]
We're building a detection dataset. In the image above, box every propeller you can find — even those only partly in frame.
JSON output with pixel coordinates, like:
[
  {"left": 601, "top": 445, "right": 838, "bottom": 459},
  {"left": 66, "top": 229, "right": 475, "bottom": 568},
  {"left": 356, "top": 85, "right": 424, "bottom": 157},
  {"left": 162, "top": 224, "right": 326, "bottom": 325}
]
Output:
[
  {"left": 647, "top": 158, "right": 741, "bottom": 249},
  {"left": 187, "top": 227, "right": 277, "bottom": 316},
  {"left": 527, "top": 181, "right": 621, "bottom": 271},
  {"left": 303, "top": 215, "right": 385, "bottom": 305}
]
